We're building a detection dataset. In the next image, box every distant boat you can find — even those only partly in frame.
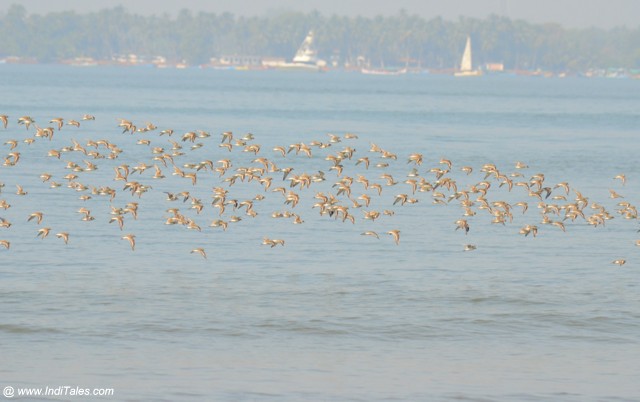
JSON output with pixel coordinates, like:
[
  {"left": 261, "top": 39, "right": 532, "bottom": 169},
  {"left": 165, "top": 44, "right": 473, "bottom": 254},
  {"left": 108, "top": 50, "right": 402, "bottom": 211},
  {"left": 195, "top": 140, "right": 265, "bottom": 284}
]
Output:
[
  {"left": 69, "top": 57, "right": 98, "bottom": 67},
  {"left": 361, "top": 67, "right": 407, "bottom": 76},
  {"left": 293, "top": 31, "right": 318, "bottom": 64},
  {"left": 454, "top": 36, "right": 482, "bottom": 77},
  {"left": 271, "top": 31, "right": 325, "bottom": 72}
]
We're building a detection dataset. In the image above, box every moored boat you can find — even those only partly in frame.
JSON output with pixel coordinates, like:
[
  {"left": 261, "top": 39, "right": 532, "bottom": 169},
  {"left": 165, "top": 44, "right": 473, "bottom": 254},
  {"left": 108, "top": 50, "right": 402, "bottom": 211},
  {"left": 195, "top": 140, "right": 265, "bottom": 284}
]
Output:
[
  {"left": 361, "top": 68, "right": 407, "bottom": 76},
  {"left": 454, "top": 36, "right": 482, "bottom": 77},
  {"left": 270, "top": 31, "right": 326, "bottom": 72}
]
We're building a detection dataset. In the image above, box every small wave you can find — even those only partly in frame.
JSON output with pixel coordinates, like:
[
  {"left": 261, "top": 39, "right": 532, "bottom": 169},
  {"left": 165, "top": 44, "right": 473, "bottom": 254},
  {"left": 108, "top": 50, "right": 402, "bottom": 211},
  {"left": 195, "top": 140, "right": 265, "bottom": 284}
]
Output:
[
  {"left": 255, "top": 319, "right": 350, "bottom": 336},
  {"left": 0, "top": 323, "right": 63, "bottom": 334}
]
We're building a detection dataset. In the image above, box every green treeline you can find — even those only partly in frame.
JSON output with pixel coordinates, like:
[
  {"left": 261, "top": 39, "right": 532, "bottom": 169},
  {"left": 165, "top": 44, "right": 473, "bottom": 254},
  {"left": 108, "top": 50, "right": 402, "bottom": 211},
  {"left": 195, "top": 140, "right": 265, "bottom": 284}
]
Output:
[{"left": 1, "top": 4, "right": 639, "bottom": 71}]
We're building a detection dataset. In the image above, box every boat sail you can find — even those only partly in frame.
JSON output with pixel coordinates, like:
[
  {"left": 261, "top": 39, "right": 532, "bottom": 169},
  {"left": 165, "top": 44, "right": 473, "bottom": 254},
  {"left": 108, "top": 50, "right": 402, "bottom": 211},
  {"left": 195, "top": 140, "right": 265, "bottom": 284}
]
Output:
[
  {"left": 293, "top": 31, "right": 318, "bottom": 64},
  {"left": 270, "top": 31, "right": 325, "bottom": 71},
  {"left": 454, "top": 36, "right": 482, "bottom": 77}
]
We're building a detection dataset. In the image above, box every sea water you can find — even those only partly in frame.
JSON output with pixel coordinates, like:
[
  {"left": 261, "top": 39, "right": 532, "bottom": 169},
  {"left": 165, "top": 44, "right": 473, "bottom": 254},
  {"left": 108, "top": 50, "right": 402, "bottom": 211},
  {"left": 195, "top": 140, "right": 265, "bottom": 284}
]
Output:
[{"left": 0, "top": 64, "right": 639, "bottom": 401}]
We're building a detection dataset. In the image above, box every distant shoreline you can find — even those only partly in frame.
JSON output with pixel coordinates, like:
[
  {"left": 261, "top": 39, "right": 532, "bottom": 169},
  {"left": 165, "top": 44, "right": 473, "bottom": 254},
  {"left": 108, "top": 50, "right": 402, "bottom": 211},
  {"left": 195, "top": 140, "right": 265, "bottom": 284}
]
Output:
[{"left": 1, "top": 59, "right": 638, "bottom": 80}]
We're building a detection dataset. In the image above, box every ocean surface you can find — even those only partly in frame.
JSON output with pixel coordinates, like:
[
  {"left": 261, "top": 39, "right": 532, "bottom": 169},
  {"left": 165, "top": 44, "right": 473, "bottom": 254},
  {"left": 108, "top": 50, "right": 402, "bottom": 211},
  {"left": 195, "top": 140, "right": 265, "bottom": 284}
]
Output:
[{"left": 1, "top": 64, "right": 639, "bottom": 401}]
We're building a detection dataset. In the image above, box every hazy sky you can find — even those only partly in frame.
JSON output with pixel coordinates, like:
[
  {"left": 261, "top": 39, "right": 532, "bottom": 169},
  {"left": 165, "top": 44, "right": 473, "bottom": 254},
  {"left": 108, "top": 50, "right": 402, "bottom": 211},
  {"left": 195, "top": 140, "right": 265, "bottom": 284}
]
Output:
[{"left": 2, "top": 0, "right": 639, "bottom": 29}]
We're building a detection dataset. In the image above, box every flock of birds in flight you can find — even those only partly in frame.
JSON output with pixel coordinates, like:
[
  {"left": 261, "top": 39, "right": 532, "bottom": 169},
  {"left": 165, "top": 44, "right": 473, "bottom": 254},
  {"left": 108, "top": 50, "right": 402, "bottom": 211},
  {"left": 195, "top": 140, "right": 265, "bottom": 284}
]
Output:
[{"left": 0, "top": 113, "right": 637, "bottom": 265}]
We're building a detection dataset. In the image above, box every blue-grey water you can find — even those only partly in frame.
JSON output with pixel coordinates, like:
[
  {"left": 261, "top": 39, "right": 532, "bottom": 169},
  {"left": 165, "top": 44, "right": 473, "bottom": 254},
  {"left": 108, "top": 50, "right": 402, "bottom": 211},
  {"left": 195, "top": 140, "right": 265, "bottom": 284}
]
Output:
[{"left": 1, "top": 65, "right": 639, "bottom": 401}]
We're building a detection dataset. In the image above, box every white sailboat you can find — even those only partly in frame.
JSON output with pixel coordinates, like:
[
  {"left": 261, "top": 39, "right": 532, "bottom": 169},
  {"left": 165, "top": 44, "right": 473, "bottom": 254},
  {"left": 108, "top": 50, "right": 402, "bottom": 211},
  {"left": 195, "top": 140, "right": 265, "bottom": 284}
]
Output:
[
  {"left": 454, "top": 36, "right": 482, "bottom": 77},
  {"left": 271, "top": 31, "right": 325, "bottom": 72},
  {"left": 292, "top": 32, "right": 318, "bottom": 64}
]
